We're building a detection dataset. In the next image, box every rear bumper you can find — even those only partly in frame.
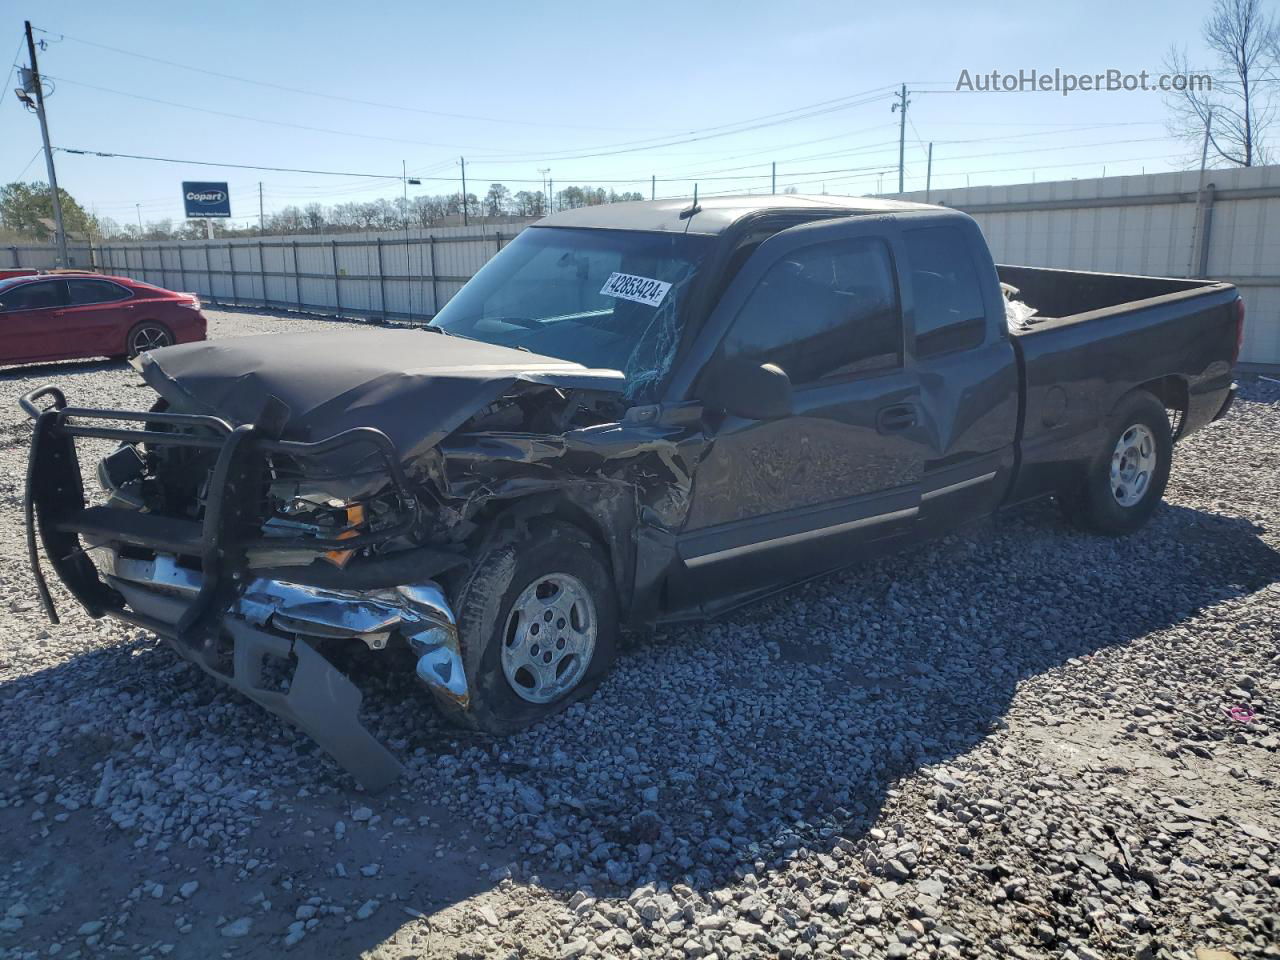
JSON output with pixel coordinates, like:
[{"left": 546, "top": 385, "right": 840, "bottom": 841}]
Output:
[{"left": 20, "top": 384, "right": 459, "bottom": 791}]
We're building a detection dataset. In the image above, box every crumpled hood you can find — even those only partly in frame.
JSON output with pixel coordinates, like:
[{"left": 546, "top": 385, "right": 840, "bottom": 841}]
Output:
[{"left": 137, "top": 328, "right": 625, "bottom": 463}]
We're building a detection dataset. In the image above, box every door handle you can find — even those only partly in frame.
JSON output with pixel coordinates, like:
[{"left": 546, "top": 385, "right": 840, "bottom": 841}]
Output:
[{"left": 876, "top": 403, "right": 917, "bottom": 434}]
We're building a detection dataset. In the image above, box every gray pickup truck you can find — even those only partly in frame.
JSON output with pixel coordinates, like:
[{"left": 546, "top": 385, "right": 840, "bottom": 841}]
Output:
[{"left": 22, "top": 195, "right": 1242, "bottom": 789}]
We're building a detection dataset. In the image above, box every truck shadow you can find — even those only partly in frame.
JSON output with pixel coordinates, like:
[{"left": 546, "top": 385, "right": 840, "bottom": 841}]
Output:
[{"left": 1, "top": 500, "right": 1275, "bottom": 955}]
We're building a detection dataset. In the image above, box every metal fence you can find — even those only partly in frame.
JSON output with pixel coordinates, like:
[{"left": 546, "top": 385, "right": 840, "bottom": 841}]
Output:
[
  {"left": 898, "top": 163, "right": 1280, "bottom": 367},
  {"left": 95, "top": 222, "right": 535, "bottom": 322},
  {"left": 3, "top": 241, "right": 94, "bottom": 271},
  {"left": 27, "top": 164, "right": 1280, "bottom": 366}
]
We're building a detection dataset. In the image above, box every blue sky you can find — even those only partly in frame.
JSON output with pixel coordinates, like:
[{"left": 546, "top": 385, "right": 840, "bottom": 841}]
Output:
[{"left": 1, "top": 0, "right": 1235, "bottom": 231}]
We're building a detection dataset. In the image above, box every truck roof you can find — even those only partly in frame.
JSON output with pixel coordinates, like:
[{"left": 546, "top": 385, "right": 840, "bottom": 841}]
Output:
[{"left": 534, "top": 194, "right": 940, "bottom": 235}]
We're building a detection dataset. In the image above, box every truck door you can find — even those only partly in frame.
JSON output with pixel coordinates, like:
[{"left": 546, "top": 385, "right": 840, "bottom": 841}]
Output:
[
  {"left": 898, "top": 219, "right": 1019, "bottom": 533},
  {"left": 671, "top": 216, "right": 930, "bottom": 605}
]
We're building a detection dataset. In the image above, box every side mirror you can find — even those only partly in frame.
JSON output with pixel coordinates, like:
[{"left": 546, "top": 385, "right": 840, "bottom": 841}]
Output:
[{"left": 700, "top": 359, "right": 793, "bottom": 420}]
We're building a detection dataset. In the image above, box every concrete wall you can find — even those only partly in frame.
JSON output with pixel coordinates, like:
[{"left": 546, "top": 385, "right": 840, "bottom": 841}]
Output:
[{"left": 897, "top": 164, "right": 1280, "bottom": 366}]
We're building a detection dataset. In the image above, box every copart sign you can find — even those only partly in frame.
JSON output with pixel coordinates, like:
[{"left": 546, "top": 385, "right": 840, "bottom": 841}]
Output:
[{"left": 182, "top": 182, "right": 231, "bottom": 219}]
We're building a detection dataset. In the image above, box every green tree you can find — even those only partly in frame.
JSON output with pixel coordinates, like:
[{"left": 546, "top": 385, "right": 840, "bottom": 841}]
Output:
[{"left": 0, "top": 181, "right": 96, "bottom": 239}]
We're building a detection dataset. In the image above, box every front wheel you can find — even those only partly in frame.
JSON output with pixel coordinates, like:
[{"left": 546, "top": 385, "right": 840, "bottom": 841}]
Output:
[
  {"left": 434, "top": 520, "right": 618, "bottom": 734},
  {"left": 1061, "top": 390, "right": 1172, "bottom": 535}
]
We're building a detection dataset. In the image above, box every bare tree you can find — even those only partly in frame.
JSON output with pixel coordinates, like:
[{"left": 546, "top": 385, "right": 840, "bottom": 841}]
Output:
[
  {"left": 303, "top": 203, "right": 325, "bottom": 232},
  {"left": 512, "top": 191, "right": 546, "bottom": 217},
  {"left": 485, "top": 183, "right": 511, "bottom": 217},
  {"left": 1165, "top": 0, "right": 1280, "bottom": 166}
]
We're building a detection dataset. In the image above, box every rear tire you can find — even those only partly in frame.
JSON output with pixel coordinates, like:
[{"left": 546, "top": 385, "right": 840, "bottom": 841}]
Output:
[
  {"left": 1060, "top": 390, "right": 1172, "bottom": 536},
  {"left": 434, "top": 520, "right": 618, "bottom": 735},
  {"left": 126, "top": 321, "right": 174, "bottom": 358}
]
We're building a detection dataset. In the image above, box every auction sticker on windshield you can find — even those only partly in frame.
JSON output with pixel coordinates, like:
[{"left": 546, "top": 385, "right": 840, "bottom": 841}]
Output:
[{"left": 600, "top": 272, "right": 671, "bottom": 307}]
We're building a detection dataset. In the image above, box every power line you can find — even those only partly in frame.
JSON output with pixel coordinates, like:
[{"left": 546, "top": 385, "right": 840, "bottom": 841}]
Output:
[
  {"left": 9, "top": 146, "right": 44, "bottom": 183},
  {"left": 33, "top": 25, "right": 675, "bottom": 133},
  {"left": 476, "top": 90, "right": 899, "bottom": 163},
  {"left": 35, "top": 22, "right": 908, "bottom": 164},
  {"left": 59, "top": 145, "right": 935, "bottom": 186},
  {"left": 43, "top": 74, "right": 492, "bottom": 151},
  {"left": 58, "top": 148, "right": 418, "bottom": 180},
  {"left": 43, "top": 63, "right": 903, "bottom": 167}
]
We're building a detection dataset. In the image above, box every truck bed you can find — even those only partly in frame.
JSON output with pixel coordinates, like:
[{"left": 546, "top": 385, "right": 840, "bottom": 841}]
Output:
[
  {"left": 994, "top": 264, "right": 1240, "bottom": 506},
  {"left": 996, "top": 263, "right": 1222, "bottom": 324}
]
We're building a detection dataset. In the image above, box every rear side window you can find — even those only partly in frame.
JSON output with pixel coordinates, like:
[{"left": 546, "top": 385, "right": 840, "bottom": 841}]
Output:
[
  {"left": 66, "top": 279, "right": 130, "bottom": 306},
  {"left": 904, "top": 226, "right": 987, "bottom": 356},
  {"left": 0, "top": 281, "right": 62, "bottom": 311},
  {"left": 721, "top": 236, "right": 902, "bottom": 384}
]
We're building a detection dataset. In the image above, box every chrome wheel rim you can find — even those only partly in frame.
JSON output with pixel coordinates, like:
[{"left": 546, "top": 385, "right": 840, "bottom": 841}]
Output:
[
  {"left": 1110, "top": 423, "right": 1157, "bottom": 507},
  {"left": 132, "top": 326, "right": 170, "bottom": 353},
  {"left": 501, "top": 572, "right": 596, "bottom": 704}
]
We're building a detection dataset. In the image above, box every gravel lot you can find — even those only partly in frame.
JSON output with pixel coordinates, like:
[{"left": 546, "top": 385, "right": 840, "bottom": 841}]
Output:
[{"left": 0, "top": 307, "right": 1276, "bottom": 960}]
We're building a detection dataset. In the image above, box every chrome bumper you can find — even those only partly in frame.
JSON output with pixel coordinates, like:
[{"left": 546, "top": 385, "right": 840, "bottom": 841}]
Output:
[
  {"left": 102, "top": 550, "right": 468, "bottom": 705},
  {"left": 99, "top": 550, "right": 467, "bottom": 791}
]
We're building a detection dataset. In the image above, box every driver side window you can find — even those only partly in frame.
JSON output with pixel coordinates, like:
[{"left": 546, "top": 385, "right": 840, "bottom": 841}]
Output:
[{"left": 719, "top": 237, "right": 903, "bottom": 385}]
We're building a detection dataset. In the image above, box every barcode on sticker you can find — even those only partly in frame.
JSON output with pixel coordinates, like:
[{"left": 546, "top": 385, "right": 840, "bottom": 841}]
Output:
[{"left": 600, "top": 272, "right": 672, "bottom": 308}]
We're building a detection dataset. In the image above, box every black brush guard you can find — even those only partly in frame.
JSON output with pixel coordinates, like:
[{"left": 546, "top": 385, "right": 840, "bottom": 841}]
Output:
[
  {"left": 21, "top": 384, "right": 423, "bottom": 791},
  {"left": 22, "top": 384, "right": 418, "bottom": 634}
]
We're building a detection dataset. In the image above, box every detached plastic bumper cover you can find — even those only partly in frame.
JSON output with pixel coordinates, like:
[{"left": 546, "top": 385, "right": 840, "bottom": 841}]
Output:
[{"left": 1212, "top": 382, "right": 1238, "bottom": 422}]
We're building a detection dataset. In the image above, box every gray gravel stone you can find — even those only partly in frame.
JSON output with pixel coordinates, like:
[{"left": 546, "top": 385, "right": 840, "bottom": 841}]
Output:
[{"left": 0, "top": 311, "right": 1275, "bottom": 960}]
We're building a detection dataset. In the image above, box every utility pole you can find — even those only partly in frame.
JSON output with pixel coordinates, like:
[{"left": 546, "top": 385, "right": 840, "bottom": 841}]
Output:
[
  {"left": 925, "top": 142, "right": 933, "bottom": 203},
  {"left": 1189, "top": 109, "right": 1214, "bottom": 277},
  {"left": 771, "top": 162, "right": 776, "bottom": 195},
  {"left": 891, "top": 83, "right": 910, "bottom": 195},
  {"left": 538, "top": 168, "right": 550, "bottom": 215},
  {"left": 136, "top": 203, "right": 143, "bottom": 236},
  {"left": 23, "top": 21, "right": 68, "bottom": 266},
  {"left": 548, "top": 178, "right": 553, "bottom": 214},
  {"left": 258, "top": 182, "right": 264, "bottom": 232},
  {"left": 459, "top": 156, "right": 468, "bottom": 226},
  {"left": 651, "top": 175, "right": 655, "bottom": 200}
]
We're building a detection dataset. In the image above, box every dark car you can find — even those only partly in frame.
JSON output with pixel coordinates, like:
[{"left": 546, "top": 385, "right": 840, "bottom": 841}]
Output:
[
  {"left": 21, "top": 196, "right": 1241, "bottom": 789},
  {"left": 0, "top": 272, "right": 207, "bottom": 365}
]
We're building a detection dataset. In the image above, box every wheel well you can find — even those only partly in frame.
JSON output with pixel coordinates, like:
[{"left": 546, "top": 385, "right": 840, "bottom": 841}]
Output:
[
  {"left": 126, "top": 318, "right": 173, "bottom": 345},
  {"left": 465, "top": 493, "right": 629, "bottom": 602},
  {"left": 1132, "top": 375, "right": 1189, "bottom": 440}
]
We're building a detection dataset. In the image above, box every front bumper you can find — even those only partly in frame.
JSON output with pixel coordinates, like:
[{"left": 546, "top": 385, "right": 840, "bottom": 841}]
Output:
[
  {"left": 101, "top": 551, "right": 466, "bottom": 791},
  {"left": 20, "top": 384, "right": 461, "bottom": 791},
  {"left": 1212, "top": 381, "right": 1238, "bottom": 422}
]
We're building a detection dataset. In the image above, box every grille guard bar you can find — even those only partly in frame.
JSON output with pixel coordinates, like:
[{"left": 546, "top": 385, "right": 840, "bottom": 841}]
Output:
[{"left": 21, "top": 383, "right": 420, "bottom": 636}]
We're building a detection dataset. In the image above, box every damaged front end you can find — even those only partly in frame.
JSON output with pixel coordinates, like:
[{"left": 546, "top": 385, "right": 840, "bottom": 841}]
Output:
[
  {"left": 21, "top": 385, "right": 468, "bottom": 791},
  {"left": 20, "top": 330, "right": 702, "bottom": 790}
]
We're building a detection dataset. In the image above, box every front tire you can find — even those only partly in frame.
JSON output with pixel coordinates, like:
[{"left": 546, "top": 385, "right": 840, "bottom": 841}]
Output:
[
  {"left": 435, "top": 521, "right": 618, "bottom": 734},
  {"left": 1061, "top": 390, "right": 1172, "bottom": 536}
]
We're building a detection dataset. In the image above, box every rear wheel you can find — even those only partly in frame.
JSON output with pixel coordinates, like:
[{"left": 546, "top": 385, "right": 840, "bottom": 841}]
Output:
[
  {"left": 433, "top": 520, "right": 618, "bottom": 734},
  {"left": 126, "top": 321, "right": 173, "bottom": 358},
  {"left": 1061, "top": 390, "right": 1172, "bottom": 535}
]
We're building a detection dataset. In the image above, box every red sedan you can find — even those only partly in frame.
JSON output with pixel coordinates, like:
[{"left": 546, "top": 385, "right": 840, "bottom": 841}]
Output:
[{"left": 0, "top": 273, "right": 207, "bottom": 365}]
